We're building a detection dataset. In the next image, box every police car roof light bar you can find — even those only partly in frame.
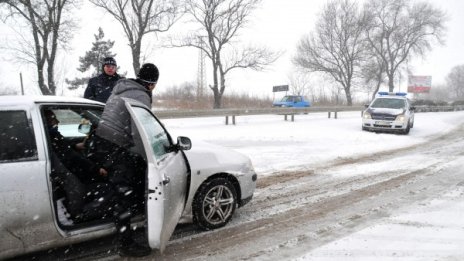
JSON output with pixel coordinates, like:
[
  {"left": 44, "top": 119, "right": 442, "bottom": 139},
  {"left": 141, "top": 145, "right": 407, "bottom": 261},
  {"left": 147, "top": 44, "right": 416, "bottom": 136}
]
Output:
[{"left": 377, "top": 92, "right": 407, "bottom": 97}]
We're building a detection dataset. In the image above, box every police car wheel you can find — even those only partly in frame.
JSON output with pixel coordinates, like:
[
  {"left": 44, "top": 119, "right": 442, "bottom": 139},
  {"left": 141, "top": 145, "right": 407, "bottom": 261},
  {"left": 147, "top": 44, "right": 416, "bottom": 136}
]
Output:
[{"left": 403, "top": 124, "right": 410, "bottom": 135}]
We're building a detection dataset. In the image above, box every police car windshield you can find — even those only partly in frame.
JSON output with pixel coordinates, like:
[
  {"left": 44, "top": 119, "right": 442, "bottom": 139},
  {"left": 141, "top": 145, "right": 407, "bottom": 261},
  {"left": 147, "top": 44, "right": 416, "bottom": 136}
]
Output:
[{"left": 371, "top": 98, "right": 405, "bottom": 109}]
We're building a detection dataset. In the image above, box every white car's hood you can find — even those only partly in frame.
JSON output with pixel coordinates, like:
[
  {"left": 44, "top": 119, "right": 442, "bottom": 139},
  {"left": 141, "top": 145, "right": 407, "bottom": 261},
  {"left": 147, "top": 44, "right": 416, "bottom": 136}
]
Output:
[
  {"left": 369, "top": 107, "right": 405, "bottom": 115},
  {"left": 183, "top": 140, "right": 254, "bottom": 177}
]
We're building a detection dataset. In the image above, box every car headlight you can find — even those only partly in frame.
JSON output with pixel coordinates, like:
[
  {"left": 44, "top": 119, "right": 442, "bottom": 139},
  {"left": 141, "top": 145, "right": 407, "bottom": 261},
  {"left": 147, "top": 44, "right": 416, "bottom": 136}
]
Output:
[
  {"left": 363, "top": 111, "right": 371, "bottom": 119},
  {"left": 396, "top": 114, "right": 406, "bottom": 122}
]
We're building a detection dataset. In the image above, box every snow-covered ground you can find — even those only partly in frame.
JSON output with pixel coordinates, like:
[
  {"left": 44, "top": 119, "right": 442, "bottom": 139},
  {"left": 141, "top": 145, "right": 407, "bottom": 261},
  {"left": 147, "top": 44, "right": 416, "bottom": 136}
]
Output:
[
  {"left": 161, "top": 110, "right": 464, "bottom": 260},
  {"left": 295, "top": 188, "right": 464, "bottom": 261},
  {"left": 164, "top": 110, "right": 463, "bottom": 175}
]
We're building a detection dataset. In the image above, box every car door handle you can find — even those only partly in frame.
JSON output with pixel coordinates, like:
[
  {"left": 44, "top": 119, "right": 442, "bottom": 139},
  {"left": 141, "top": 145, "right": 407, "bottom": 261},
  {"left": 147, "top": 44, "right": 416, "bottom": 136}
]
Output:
[{"left": 162, "top": 174, "right": 170, "bottom": 185}]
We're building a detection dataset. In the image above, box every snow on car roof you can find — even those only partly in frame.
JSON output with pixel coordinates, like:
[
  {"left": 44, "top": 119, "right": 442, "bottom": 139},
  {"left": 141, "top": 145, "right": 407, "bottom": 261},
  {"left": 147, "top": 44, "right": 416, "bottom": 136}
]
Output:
[{"left": 0, "top": 95, "right": 103, "bottom": 107}]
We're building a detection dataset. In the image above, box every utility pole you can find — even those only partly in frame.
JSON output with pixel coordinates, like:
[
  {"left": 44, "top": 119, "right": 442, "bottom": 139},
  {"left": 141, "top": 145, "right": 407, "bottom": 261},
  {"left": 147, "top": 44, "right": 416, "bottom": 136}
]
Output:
[
  {"left": 20, "top": 73, "right": 24, "bottom": 95},
  {"left": 197, "top": 36, "right": 207, "bottom": 101}
]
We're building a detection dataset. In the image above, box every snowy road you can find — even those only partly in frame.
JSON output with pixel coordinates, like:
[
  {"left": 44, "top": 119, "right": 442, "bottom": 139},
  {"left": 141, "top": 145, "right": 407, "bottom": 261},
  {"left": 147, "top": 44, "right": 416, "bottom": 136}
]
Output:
[
  {"left": 149, "top": 119, "right": 464, "bottom": 261},
  {"left": 27, "top": 111, "right": 464, "bottom": 260}
]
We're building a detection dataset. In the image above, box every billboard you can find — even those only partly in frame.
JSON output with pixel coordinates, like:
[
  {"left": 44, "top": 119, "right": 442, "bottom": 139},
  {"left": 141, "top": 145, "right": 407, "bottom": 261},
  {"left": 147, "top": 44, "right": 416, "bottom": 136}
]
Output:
[
  {"left": 408, "top": 75, "right": 432, "bottom": 93},
  {"left": 273, "top": 85, "right": 289, "bottom": 92}
]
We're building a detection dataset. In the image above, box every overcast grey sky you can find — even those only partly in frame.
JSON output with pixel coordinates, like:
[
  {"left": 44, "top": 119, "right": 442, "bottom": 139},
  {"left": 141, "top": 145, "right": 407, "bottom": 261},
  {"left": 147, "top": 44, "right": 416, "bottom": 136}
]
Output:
[{"left": 1, "top": 0, "right": 463, "bottom": 99}]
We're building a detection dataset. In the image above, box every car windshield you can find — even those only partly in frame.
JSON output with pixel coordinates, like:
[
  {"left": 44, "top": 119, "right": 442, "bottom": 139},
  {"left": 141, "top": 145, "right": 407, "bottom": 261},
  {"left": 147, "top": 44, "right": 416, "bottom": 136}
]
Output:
[
  {"left": 281, "top": 96, "right": 293, "bottom": 102},
  {"left": 371, "top": 98, "right": 405, "bottom": 109}
]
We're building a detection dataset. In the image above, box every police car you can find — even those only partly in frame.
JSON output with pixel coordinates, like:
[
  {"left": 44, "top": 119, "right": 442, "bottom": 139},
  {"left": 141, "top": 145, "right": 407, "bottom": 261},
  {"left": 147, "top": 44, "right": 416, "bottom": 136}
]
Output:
[{"left": 362, "top": 92, "right": 415, "bottom": 134}]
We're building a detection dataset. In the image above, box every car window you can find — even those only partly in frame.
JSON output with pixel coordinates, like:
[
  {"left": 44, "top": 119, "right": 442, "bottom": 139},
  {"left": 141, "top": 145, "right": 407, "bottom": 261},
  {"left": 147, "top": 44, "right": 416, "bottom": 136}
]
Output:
[
  {"left": 43, "top": 107, "right": 103, "bottom": 138},
  {"left": 371, "top": 98, "right": 406, "bottom": 109},
  {"left": 132, "top": 107, "right": 172, "bottom": 160},
  {"left": 53, "top": 109, "right": 87, "bottom": 137},
  {"left": 0, "top": 110, "right": 38, "bottom": 162}
]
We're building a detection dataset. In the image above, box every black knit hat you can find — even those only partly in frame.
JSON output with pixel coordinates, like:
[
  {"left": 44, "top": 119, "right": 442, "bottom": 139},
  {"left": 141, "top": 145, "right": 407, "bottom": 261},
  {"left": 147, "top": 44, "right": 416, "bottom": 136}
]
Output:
[
  {"left": 103, "top": 57, "right": 117, "bottom": 67},
  {"left": 137, "top": 63, "right": 159, "bottom": 84}
]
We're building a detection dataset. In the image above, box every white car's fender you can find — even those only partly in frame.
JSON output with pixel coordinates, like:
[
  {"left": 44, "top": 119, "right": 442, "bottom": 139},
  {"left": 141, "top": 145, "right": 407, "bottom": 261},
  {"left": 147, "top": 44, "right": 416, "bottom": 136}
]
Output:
[{"left": 180, "top": 140, "right": 256, "bottom": 221}]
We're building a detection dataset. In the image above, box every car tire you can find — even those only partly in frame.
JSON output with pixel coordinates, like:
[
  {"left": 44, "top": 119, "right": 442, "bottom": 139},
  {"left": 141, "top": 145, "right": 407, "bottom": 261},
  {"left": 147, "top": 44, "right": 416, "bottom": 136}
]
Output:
[
  {"left": 403, "top": 123, "right": 410, "bottom": 135},
  {"left": 193, "top": 178, "right": 237, "bottom": 230}
]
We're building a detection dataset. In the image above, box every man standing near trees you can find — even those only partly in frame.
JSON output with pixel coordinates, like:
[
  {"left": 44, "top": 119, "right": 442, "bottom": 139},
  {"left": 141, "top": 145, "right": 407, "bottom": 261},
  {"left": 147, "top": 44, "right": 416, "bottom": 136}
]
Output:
[{"left": 84, "top": 57, "right": 122, "bottom": 103}]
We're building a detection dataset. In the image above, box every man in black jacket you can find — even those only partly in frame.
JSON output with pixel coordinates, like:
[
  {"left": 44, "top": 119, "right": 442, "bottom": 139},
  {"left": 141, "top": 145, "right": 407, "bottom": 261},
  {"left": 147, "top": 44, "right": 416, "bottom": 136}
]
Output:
[
  {"left": 84, "top": 57, "right": 122, "bottom": 103},
  {"left": 92, "top": 63, "right": 159, "bottom": 257}
]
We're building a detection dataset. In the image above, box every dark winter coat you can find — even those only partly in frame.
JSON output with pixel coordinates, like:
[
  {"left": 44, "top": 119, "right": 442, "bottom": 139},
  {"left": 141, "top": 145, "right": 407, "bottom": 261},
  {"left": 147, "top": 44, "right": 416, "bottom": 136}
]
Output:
[
  {"left": 92, "top": 79, "right": 150, "bottom": 211},
  {"left": 84, "top": 73, "right": 122, "bottom": 103},
  {"left": 95, "top": 79, "right": 152, "bottom": 149},
  {"left": 48, "top": 127, "right": 101, "bottom": 184}
]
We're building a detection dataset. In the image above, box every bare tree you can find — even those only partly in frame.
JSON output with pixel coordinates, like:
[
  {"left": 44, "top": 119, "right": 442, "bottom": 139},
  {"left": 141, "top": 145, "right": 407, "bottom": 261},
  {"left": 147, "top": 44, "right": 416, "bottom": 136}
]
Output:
[
  {"left": 364, "top": 0, "right": 446, "bottom": 92},
  {"left": 90, "top": 0, "right": 182, "bottom": 75},
  {"left": 428, "top": 84, "right": 452, "bottom": 102},
  {"left": 287, "top": 71, "right": 311, "bottom": 97},
  {"left": 168, "top": 0, "right": 279, "bottom": 109},
  {"left": 294, "top": 0, "right": 366, "bottom": 106},
  {"left": 1, "top": 0, "right": 79, "bottom": 95},
  {"left": 361, "top": 52, "right": 386, "bottom": 100},
  {"left": 0, "top": 85, "right": 19, "bottom": 95},
  {"left": 446, "top": 64, "right": 464, "bottom": 100}
]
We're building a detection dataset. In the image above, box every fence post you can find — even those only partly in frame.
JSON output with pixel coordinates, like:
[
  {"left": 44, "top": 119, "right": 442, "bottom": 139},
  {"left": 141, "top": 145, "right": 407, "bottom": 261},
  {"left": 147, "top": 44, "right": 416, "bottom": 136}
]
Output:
[
  {"left": 232, "top": 115, "right": 236, "bottom": 125},
  {"left": 225, "top": 116, "right": 229, "bottom": 125},
  {"left": 328, "top": 112, "right": 331, "bottom": 118}
]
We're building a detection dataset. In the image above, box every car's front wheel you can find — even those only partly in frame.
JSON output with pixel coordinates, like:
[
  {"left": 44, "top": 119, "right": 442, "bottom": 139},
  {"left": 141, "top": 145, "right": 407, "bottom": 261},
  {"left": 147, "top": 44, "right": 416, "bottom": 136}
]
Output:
[
  {"left": 193, "top": 178, "right": 237, "bottom": 230},
  {"left": 403, "top": 123, "right": 411, "bottom": 134}
]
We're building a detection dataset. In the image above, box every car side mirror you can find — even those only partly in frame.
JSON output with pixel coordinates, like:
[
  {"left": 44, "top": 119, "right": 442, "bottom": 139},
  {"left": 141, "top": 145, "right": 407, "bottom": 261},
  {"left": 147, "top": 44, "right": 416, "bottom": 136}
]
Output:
[
  {"left": 364, "top": 104, "right": 369, "bottom": 108},
  {"left": 410, "top": 106, "right": 416, "bottom": 111},
  {"left": 177, "top": 136, "right": 192, "bottom": 151}
]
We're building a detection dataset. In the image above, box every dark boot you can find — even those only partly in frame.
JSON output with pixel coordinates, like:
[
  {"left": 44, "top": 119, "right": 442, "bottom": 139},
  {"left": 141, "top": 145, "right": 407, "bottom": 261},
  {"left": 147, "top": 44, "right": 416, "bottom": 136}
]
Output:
[
  {"left": 119, "top": 239, "right": 152, "bottom": 257},
  {"left": 116, "top": 210, "right": 151, "bottom": 257}
]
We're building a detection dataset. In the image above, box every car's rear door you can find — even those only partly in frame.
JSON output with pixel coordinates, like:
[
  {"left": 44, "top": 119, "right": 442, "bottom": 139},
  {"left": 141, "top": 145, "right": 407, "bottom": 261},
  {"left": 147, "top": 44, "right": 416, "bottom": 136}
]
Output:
[
  {"left": 125, "top": 101, "right": 189, "bottom": 253},
  {"left": 0, "top": 107, "right": 51, "bottom": 253}
]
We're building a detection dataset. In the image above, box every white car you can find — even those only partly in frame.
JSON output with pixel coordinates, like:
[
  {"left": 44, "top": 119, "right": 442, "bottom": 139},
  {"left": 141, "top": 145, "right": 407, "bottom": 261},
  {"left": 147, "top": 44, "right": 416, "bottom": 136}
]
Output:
[
  {"left": 362, "top": 92, "right": 415, "bottom": 134},
  {"left": 0, "top": 95, "right": 256, "bottom": 259}
]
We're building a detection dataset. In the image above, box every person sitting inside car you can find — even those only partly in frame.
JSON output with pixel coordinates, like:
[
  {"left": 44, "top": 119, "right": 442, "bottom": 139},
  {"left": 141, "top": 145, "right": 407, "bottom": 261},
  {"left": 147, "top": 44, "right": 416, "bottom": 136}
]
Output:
[
  {"left": 44, "top": 109, "right": 111, "bottom": 220},
  {"left": 45, "top": 110, "right": 108, "bottom": 183}
]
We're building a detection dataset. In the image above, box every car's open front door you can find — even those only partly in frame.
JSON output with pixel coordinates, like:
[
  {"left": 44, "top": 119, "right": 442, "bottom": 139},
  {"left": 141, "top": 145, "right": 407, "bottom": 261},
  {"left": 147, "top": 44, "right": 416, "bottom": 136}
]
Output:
[{"left": 125, "top": 101, "right": 189, "bottom": 253}]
